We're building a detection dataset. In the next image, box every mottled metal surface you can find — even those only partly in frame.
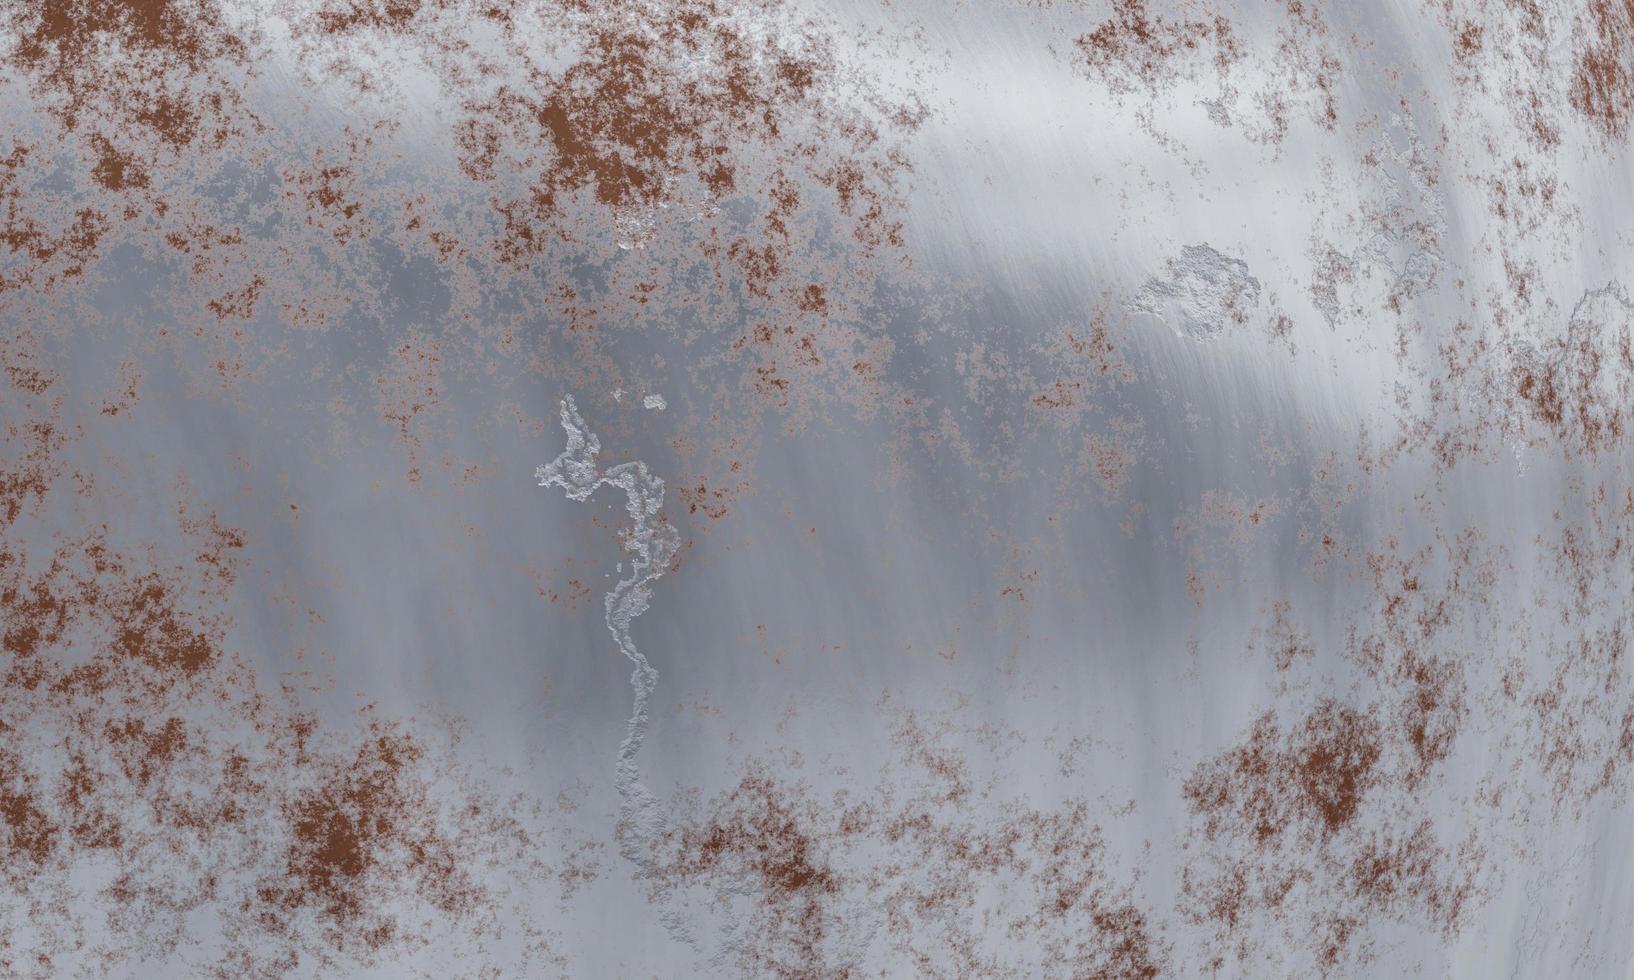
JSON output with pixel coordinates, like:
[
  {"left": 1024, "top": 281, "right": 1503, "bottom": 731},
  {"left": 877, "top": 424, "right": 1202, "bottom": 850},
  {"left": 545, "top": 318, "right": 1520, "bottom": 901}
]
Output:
[{"left": 2, "top": 0, "right": 1634, "bottom": 976}]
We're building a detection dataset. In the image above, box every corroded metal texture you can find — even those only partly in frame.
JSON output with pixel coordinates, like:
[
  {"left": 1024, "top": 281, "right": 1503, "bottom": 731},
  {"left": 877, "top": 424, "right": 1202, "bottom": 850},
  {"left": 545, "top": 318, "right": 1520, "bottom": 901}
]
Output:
[{"left": 2, "top": 0, "right": 1634, "bottom": 976}]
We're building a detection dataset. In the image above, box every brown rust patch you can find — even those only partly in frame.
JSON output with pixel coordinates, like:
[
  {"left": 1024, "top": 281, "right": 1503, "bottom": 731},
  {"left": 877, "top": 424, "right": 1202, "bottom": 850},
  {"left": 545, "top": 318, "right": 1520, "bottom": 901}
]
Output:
[
  {"left": 1572, "top": 0, "right": 1634, "bottom": 141},
  {"left": 655, "top": 702, "right": 1169, "bottom": 977},
  {"left": 1186, "top": 700, "right": 1382, "bottom": 846},
  {"left": 0, "top": 333, "right": 597, "bottom": 976},
  {"left": 1075, "top": 0, "right": 1243, "bottom": 96}
]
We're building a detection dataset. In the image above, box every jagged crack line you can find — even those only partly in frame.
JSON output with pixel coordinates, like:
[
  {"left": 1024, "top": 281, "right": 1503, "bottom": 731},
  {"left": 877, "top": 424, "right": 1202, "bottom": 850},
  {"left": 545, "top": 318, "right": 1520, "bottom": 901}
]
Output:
[{"left": 537, "top": 395, "right": 680, "bottom": 873}]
